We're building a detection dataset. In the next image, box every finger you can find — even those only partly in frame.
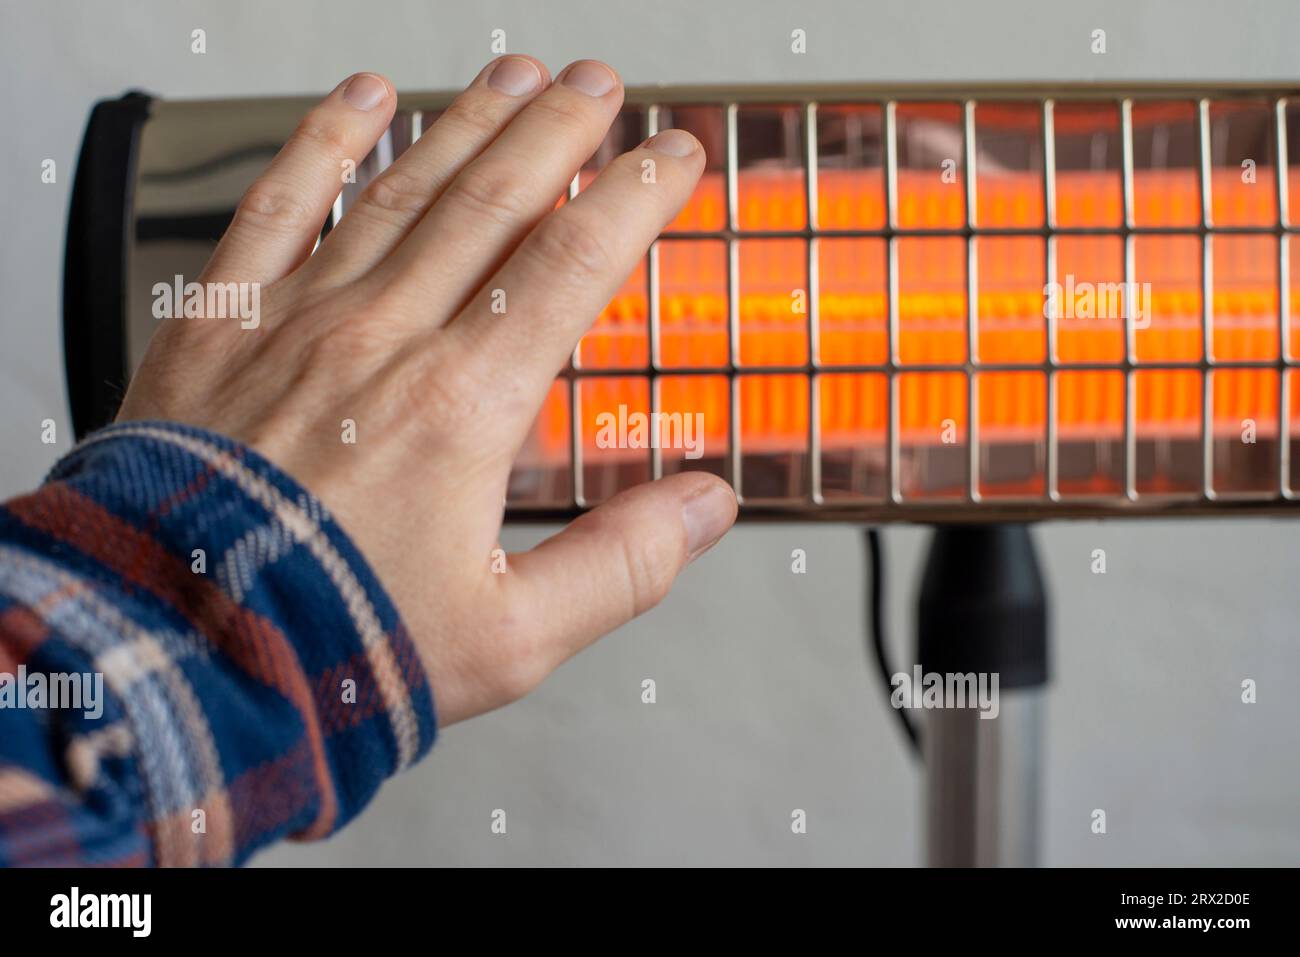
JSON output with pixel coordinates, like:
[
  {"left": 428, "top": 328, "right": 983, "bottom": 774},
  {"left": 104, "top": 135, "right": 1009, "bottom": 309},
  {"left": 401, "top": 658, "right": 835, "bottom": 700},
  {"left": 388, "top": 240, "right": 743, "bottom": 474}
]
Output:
[
  {"left": 369, "top": 59, "right": 625, "bottom": 324},
  {"left": 449, "top": 128, "right": 703, "bottom": 424},
  {"left": 505, "top": 473, "right": 736, "bottom": 671},
  {"left": 202, "top": 73, "right": 396, "bottom": 286},
  {"left": 306, "top": 56, "right": 550, "bottom": 287}
]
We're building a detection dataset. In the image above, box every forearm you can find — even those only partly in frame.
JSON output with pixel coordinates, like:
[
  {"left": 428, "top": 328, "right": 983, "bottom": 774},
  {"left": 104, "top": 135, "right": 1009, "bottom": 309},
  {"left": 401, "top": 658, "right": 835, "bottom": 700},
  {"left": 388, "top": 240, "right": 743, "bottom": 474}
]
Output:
[{"left": 0, "top": 421, "right": 436, "bottom": 866}]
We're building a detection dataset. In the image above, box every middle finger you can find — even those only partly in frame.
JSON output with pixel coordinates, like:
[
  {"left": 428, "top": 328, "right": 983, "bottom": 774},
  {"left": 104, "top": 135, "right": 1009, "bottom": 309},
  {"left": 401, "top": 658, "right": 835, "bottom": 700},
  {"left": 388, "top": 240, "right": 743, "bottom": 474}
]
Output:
[{"left": 367, "top": 59, "right": 625, "bottom": 324}]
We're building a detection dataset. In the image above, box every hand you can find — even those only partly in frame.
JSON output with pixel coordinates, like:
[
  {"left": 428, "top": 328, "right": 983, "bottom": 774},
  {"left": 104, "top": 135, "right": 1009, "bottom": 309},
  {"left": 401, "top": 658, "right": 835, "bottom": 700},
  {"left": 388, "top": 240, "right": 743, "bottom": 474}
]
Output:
[{"left": 118, "top": 58, "right": 738, "bottom": 726}]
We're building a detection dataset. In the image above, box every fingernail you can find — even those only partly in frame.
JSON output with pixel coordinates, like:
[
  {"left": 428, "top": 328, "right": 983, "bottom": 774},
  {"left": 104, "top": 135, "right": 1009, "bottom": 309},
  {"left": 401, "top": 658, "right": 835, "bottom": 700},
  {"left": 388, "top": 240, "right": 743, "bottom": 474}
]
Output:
[
  {"left": 681, "top": 482, "right": 737, "bottom": 561},
  {"left": 560, "top": 60, "right": 616, "bottom": 97},
  {"left": 488, "top": 56, "right": 542, "bottom": 96},
  {"left": 644, "top": 129, "right": 700, "bottom": 157},
  {"left": 342, "top": 73, "right": 388, "bottom": 111}
]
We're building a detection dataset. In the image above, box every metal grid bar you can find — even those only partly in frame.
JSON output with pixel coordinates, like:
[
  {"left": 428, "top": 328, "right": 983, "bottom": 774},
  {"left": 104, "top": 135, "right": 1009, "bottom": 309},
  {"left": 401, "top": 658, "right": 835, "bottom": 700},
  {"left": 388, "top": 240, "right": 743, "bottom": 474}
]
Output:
[
  {"left": 644, "top": 108, "right": 663, "bottom": 483},
  {"left": 1198, "top": 98, "right": 1215, "bottom": 499},
  {"left": 884, "top": 101, "right": 902, "bottom": 503},
  {"left": 1119, "top": 98, "right": 1139, "bottom": 501},
  {"left": 647, "top": 104, "right": 663, "bottom": 377},
  {"left": 1043, "top": 100, "right": 1060, "bottom": 501},
  {"left": 963, "top": 100, "right": 980, "bottom": 503},
  {"left": 569, "top": 376, "right": 583, "bottom": 508},
  {"left": 805, "top": 103, "right": 821, "bottom": 503},
  {"left": 1277, "top": 100, "right": 1294, "bottom": 501},
  {"left": 725, "top": 103, "right": 742, "bottom": 498},
  {"left": 653, "top": 224, "right": 1294, "bottom": 238},
  {"left": 532, "top": 359, "right": 1290, "bottom": 374},
  {"left": 1284, "top": 362, "right": 1295, "bottom": 499}
]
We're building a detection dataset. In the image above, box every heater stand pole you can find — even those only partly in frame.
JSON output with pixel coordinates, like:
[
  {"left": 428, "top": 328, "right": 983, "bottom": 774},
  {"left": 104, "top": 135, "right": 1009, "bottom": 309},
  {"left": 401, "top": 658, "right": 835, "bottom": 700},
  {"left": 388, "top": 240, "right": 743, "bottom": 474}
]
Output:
[{"left": 915, "top": 524, "right": 1049, "bottom": 867}]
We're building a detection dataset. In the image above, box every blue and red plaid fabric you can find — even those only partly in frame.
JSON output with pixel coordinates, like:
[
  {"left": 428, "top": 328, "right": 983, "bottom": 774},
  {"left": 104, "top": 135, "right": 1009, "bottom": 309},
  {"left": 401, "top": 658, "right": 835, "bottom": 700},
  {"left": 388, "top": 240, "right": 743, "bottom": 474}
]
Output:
[{"left": 0, "top": 421, "right": 437, "bottom": 866}]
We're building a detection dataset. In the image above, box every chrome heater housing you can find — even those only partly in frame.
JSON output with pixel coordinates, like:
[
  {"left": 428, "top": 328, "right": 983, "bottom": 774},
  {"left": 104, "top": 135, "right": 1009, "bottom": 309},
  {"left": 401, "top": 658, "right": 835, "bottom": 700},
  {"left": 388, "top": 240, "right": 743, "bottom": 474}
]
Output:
[{"left": 66, "top": 84, "right": 1300, "bottom": 525}]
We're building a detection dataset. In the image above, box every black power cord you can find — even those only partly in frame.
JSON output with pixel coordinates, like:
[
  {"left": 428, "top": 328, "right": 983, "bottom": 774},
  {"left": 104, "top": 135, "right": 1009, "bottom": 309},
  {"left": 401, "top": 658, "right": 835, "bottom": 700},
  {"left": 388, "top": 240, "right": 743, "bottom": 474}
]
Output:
[{"left": 865, "top": 527, "right": 921, "bottom": 755}]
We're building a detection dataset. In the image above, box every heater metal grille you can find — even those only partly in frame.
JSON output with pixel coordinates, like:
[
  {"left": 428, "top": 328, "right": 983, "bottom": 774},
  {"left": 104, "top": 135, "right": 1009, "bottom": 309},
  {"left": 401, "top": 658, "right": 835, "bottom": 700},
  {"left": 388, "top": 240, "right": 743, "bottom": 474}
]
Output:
[{"left": 334, "top": 86, "right": 1300, "bottom": 521}]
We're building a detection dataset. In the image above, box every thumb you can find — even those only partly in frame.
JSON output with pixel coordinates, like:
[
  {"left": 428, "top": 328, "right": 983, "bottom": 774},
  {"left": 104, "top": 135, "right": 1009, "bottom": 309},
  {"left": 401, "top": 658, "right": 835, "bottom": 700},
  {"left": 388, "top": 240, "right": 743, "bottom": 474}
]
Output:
[{"left": 506, "top": 472, "right": 737, "bottom": 665}]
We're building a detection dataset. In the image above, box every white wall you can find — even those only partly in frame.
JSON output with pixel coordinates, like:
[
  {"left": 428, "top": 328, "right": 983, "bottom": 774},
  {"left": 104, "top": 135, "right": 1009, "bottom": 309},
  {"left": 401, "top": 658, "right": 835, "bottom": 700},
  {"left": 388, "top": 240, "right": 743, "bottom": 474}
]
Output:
[{"left": 2, "top": 0, "right": 1297, "bottom": 865}]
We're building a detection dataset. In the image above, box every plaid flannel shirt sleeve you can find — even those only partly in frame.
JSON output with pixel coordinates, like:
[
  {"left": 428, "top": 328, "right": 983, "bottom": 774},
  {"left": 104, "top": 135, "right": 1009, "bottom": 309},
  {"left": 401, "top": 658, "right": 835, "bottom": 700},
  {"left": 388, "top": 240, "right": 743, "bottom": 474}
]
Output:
[{"left": 0, "top": 420, "right": 437, "bottom": 866}]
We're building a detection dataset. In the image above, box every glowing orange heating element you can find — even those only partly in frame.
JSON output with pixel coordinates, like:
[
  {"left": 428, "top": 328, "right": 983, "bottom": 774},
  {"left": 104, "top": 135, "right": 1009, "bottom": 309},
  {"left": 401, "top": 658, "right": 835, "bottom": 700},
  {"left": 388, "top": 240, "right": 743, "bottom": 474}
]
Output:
[{"left": 513, "top": 105, "right": 1300, "bottom": 503}]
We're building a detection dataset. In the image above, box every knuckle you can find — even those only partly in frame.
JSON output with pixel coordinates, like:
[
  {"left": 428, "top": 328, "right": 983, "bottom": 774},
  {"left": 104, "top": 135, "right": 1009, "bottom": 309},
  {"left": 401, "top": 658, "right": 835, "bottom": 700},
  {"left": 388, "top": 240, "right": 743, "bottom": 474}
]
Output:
[
  {"left": 361, "top": 167, "right": 431, "bottom": 218},
  {"left": 298, "top": 303, "right": 404, "bottom": 370},
  {"left": 440, "top": 95, "right": 507, "bottom": 141},
  {"left": 292, "top": 114, "right": 352, "bottom": 156},
  {"left": 407, "top": 351, "right": 482, "bottom": 424},
  {"left": 527, "top": 94, "right": 594, "bottom": 136},
  {"left": 613, "top": 525, "right": 675, "bottom": 617},
  {"left": 615, "top": 147, "right": 661, "bottom": 182},
  {"left": 339, "top": 323, "right": 403, "bottom": 365},
  {"left": 446, "top": 161, "right": 537, "bottom": 227},
  {"left": 234, "top": 180, "right": 318, "bottom": 234},
  {"left": 527, "top": 211, "right": 613, "bottom": 282}
]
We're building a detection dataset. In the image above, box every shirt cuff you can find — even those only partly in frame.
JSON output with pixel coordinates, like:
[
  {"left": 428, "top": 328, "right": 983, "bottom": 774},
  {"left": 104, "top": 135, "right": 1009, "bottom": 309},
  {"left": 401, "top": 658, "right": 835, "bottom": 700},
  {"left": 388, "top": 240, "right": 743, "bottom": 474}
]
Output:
[{"left": 31, "top": 419, "right": 436, "bottom": 863}]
